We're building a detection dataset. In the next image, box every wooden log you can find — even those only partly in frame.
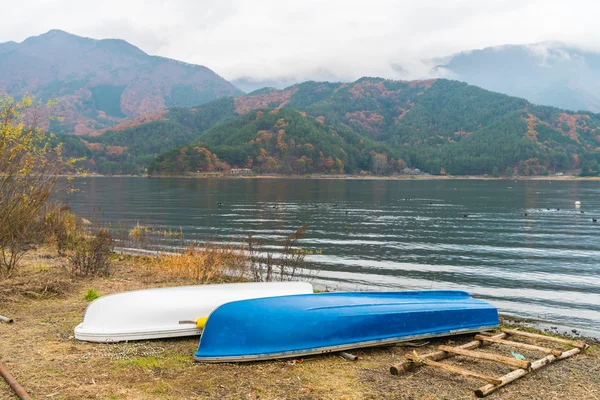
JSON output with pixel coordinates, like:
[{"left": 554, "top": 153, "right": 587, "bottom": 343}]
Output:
[
  {"left": 437, "top": 345, "right": 531, "bottom": 369},
  {"left": 390, "top": 332, "right": 507, "bottom": 375},
  {"left": 474, "top": 335, "right": 563, "bottom": 357},
  {"left": 0, "top": 360, "right": 32, "bottom": 400},
  {"left": 474, "top": 347, "right": 582, "bottom": 398},
  {"left": 404, "top": 354, "right": 502, "bottom": 385},
  {"left": 477, "top": 331, "right": 500, "bottom": 337},
  {"left": 501, "top": 328, "right": 587, "bottom": 349}
]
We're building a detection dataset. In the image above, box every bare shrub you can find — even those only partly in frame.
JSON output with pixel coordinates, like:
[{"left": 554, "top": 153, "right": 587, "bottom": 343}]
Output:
[
  {"left": 0, "top": 95, "right": 80, "bottom": 276},
  {"left": 44, "top": 205, "right": 77, "bottom": 256},
  {"left": 68, "top": 228, "right": 113, "bottom": 277},
  {"left": 247, "top": 225, "right": 308, "bottom": 282}
]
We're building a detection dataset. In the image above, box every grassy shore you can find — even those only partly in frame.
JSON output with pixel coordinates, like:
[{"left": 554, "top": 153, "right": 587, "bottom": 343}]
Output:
[{"left": 1, "top": 247, "right": 598, "bottom": 400}]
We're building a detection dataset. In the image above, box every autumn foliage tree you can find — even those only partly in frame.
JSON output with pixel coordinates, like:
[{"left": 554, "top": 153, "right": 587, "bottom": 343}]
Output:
[
  {"left": 370, "top": 151, "right": 388, "bottom": 175},
  {"left": 0, "top": 95, "right": 77, "bottom": 275}
]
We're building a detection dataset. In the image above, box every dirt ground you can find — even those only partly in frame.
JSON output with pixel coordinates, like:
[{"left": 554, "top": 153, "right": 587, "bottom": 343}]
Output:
[{"left": 1, "top": 248, "right": 599, "bottom": 400}]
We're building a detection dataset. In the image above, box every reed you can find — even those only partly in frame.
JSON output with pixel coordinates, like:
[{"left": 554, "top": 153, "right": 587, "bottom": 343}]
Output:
[
  {"left": 121, "top": 223, "right": 311, "bottom": 284},
  {"left": 145, "top": 242, "right": 247, "bottom": 283},
  {"left": 122, "top": 222, "right": 184, "bottom": 250}
]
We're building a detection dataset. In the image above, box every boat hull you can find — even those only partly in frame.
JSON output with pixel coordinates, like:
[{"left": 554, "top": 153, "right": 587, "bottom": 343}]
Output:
[
  {"left": 194, "top": 290, "right": 499, "bottom": 362},
  {"left": 74, "top": 281, "right": 313, "bottom": 342}
]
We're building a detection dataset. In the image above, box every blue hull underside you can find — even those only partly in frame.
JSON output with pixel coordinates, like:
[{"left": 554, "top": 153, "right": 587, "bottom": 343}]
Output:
[{"left": 194, "top": 290, "right": 499, "bottom": 362}]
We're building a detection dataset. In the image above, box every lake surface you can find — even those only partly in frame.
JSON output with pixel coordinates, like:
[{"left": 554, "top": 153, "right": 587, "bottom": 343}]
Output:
[{"left": 69, "top": 177, "right": 600, "bottom": 337}]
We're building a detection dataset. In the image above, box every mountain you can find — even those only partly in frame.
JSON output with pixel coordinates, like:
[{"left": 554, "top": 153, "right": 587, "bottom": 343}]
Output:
[
  {"left": 67, "top": 78, "right": 600, "bottom": 176},
  {"left": 56, "top": 97, "right": 238, "bottom": 174},
  {"left": 0, "top": 41, "right": 17, "bottom": 56},
  {"left": 231, "top": 77, "right": 300, "bottom": 93},
  {"left": 435, "top": 43, "right": 600, "bottom": 113},
  {"left": 0, "top": 30, "right": 243, "bottom": 135}
]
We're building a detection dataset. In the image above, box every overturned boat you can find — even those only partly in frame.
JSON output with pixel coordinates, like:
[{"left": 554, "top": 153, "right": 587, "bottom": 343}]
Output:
[
  {"left": 194, "top": 290, "right": 499, "bottom": 362},
  {"left": 74, "top": 281, "right": 313, "bottom": 342}
]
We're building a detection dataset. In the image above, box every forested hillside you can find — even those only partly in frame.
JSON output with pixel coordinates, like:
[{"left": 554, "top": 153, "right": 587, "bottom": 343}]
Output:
[
  {"left": 58, "top": 98, "right": 237, "bottom": 174},
  {"left": 149, "top": 108, "right": 397, "bottom": 175},
  {"left": 64, "top": 78, "right": 600, "bottom": 176}
]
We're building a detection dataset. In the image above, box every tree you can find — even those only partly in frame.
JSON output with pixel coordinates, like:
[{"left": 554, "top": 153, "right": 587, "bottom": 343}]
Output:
[
  {"left": 370, "top": 151, "right": 388, "bottom": 175},
  {"left": 0, "top": 95, "right": 78, "bottom": 275}
]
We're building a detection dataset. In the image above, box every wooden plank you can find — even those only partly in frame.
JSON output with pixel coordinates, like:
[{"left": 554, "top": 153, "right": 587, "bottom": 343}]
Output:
[
  {"left": 437, "top": 345, "right": 531, "bottom": 369},
  {"left": 474, "top": 335, "right": 563, "bottom": 357},
  {"left": 404, "top": 354, "right": 502, "bottom": 385},
  {"left": 474, "top": 347, "right": 582, "bottom": 398},
  {"left": 390, "top": 332, "right": 507, "bottom": 375},
  {"left": 501, "top": 328, "right": 587, "bottom": 349}
]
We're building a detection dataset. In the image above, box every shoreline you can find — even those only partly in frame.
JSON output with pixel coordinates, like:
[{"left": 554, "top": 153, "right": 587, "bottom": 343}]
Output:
[
  {"left": 1, "top": 247, "right": 598, "bottom": 399},
  {"left": 83, "top": 173, "right": 600, "bottom": 181}
]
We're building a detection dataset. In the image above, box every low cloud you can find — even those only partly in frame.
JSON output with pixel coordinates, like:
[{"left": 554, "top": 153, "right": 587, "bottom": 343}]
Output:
[{"left": 1, "top": 0, "right": 600, "bottom": 83}]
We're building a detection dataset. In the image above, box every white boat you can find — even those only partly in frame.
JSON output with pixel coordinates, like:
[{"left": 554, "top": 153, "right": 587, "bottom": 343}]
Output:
[{"left": 74, "top": 281, "right": 313, "bottom": 342}]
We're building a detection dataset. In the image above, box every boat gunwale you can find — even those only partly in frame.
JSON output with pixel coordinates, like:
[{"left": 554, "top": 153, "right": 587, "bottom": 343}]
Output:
[
  {"left": 74, "top": 323, "right": 202, "bottom": 342},
  {"left": 193, "top": 325, "right": 500, "bottom": 363}
]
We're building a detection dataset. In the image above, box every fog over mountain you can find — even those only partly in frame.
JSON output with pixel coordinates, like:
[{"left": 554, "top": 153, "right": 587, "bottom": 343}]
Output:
[
  {"left": 233, "top": 41, "right": 600, "bottom": 113},
  {"left": 436, "top": 42, "right": 600, "bottom": 112},
  {"left": 3, "top": 0, "right": 600, "bottom": 84}
]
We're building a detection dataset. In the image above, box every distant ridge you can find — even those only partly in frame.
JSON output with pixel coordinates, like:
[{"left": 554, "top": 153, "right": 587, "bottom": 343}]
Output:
[
  {"left": 0, "top": 30, "right": 243, "bottom": 134},
  {"left": 58, "top": 77, "right": 600, "bottom": 177}
]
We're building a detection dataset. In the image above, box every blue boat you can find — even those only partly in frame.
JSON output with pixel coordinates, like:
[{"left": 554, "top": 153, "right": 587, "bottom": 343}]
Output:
[{"left": 194, "top": 290, "right": 499, "bottom": 362}]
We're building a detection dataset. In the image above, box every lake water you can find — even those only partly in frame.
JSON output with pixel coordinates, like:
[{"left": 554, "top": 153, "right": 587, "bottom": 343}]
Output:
[{"left": 69, "top": 177, "right": 600, "bottom": 337}]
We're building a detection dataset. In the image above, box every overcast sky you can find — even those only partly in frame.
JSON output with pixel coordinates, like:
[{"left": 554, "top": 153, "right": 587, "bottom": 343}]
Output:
[{"left": 1, "top": 0, "right": 599, "bottom": 83}]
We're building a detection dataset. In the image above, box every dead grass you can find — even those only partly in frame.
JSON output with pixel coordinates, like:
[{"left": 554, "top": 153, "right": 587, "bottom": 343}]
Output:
[
  {"left": 0, "top": 250, "right": 73, "bottom": 302},
  {"left": 1, "top": 247, "right": 599, "bottom": 400},
  {"left": 141, "top": 242, "right": 248, "bottom": 283}
]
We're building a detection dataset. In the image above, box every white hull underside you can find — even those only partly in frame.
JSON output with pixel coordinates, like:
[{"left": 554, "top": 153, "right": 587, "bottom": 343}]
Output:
[{"left": 74, "top": 281, "right": 313, "bottom": 343}]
